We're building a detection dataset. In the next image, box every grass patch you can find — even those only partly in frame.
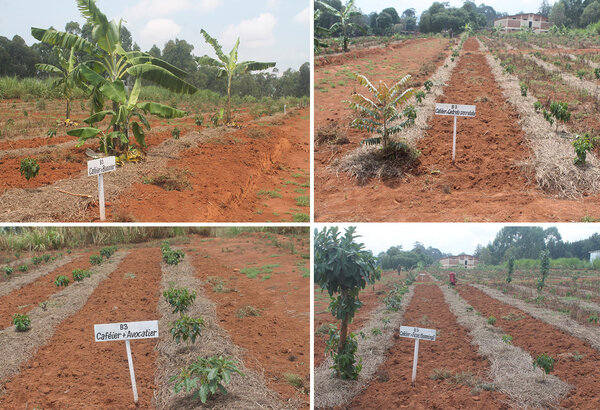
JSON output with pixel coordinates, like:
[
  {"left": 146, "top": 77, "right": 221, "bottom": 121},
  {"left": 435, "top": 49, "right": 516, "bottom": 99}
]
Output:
[
  {"left": 142, "top": 169, "right": 192, "bottom": 191},
  {"left": 295, "top": 196, "right": 309, "bottom": 207},
  {"left": 257, "top": 189, "right": 282, "bottom": 199},
  {"left": 236, "top": 305, "right": 262, "bottom": 318},
  {"left": 284, "top": 373, "right": 304, "bottom": 389},
  {"left": 300, "top": 267, "right": 309, "bottom": 278},
  {"left": 292, "top": 213, "right": 309, "bottom": 222}
]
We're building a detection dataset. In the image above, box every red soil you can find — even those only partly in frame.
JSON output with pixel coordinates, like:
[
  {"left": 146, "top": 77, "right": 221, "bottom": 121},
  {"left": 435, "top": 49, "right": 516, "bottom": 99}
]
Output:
[
  {"left": 316, "top": 37, "right": 600, "bottom": 221},
  {"left": 188, "top": 233, "right": 309, "bottom": 404},
  {"left": 0, "top": 252, "right": 93, "bottom": 329},
  {"left": 112, "top": 108, "right": 310, "bottom": 222},
  {"left": 457, "top": 284, "right": 600, "bottom": 408},
  {"left": 0, "top": 248, "right": 162, "bottom": 409},
  {"left": 314, "top": 270, "right": 400, "bottom": 368},
  {"left": 348, "top": 283, "right": 508, "bottom": 409},
  {"left": 0, "top": 135, "right": 76, "bottom": 151}
]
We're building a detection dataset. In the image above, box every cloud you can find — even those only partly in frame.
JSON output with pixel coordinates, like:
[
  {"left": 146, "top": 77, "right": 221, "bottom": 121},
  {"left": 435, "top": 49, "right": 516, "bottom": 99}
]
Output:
[
  {"left": 221, "top": 13, "right": 277, "bottom": 48},
  {"left": 140, "top": 19, "right": 181, "bottom": 47},
  {"left": 293, "top": 7, "right": 309, "bottom": 24},
  {"left": 124, "top": 0, "right": 220, "bottom": 19}
]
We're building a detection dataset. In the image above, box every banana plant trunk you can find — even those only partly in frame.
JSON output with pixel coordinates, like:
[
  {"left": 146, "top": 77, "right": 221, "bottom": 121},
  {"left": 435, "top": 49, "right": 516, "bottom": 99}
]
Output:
[
  {"left": 226, "top": 74, "right": 232, "bottom": 124},
  {"left": 66, "top": 98, "right": 71, "bottom": 120}
]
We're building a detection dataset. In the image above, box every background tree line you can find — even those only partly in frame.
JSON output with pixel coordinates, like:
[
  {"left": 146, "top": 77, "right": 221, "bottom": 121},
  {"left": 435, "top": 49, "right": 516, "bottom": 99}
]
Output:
[
  {"left": 315, "top": 1, "right": 505, "bottom": 39},
  {"left": 475, "top": 226, "right": 600, "bottom": 265},
  {"left": 0, "top": 22, "right": 309, "bottom": 99},
  {"left": 377, "top": 242, "right": 448, "bottom": 271},
  {"left": 548, "top": 0, "right": 600, "bottom": 28}
]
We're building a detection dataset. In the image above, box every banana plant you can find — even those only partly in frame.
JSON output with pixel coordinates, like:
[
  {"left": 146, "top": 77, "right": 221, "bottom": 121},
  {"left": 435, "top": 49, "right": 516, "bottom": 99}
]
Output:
[
  {"left": 31, "top": 0, "right": 197, "bottom": 155},
  {"left": 346, "top": 73, "right": 415, "bottom": 149},
  {"left": 35, "top": 46, "right": 79, "bottom": 119},
  {"left": 197, "top": 29, "right": 275, "bottom": 124},
  {"left": 316, "top": 0, "right": 365, "bottom": 52},
  {"left": 66, "top": 76, "right": 185, "bottom": 154},
  {"left": 314, "top": 9, "right": 330, "bottom": 52}
]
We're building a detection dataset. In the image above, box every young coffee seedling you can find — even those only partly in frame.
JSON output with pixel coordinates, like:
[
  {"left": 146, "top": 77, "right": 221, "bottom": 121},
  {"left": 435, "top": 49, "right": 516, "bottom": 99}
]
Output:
[
  {"left": 18, "top": 265, "right": 28, "bottom": 272},
  {"left": 325, "top": 328, "right": 362, "bottom": 380},
  {"left": 533, "top": 353, "right": 554, "bottom": 382},
  {"left": 548, "top": 101, "right": 570, "bottom": 131},
  {"left": 519, "top": 82, "right": 528, "bottom": 97},
  {"left": 170, "top": 315, "right": 205, "bottom": 345},
  {"left": 19, "top": 158, "right": 40, "bottom": 180},
  {"left": 161, "top": 241, "right": 186, "bottom": 266},
  {"left": 423, "top": 80, "right": 433, "bottom": 92},
  {"left": 194, "top": 115, "right": 203, "bottom": 126},
  {"left": 32, "top": 256, "right": 43, "bottom": 265},
  {"left": 171, "top": 356, "right": 243, "bottom": 403},
  {"left": 54, "top": 275, "right": 70, "bottom": 287},
  {"left": 4, "top": 266, "right": 13, "bottom": 276},
  {"left": 100, "top": 245, "right": 117, "bottom": 259},
  {"left": 172, "top": 128, "right": 181, "bottom": 139},
  {"left": 502, "top": 334, "right": 513, "bottom": 344},
  {"left": 573, "top": 133, "right": 593, "bottom": 165},
  {"left": 588, "top": 313, "right": 599, "bottom": 324},
  {"left": 72, "top": 269, "right": 91, "bottom": 282},
  {"left": 533, "top": 101, "right": 542, "bottom": 113},
  {"left": 415, "top": 90, "right": 426, "bottom": 104},
  {"left": 13, "top": 313, "right": 31, "bottom": 331},
  {"left": 90, "top": 255, "right": 103, "bottom": 265},
  {"left": 487, "top": 316, "right": 497, "bottom": 325},
  {"left": 164, "top": 286, "right": 196, "bottom": 315}
]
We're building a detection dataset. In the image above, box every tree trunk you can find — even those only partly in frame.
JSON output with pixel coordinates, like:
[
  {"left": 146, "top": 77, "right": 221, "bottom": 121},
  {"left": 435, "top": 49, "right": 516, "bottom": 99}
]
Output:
[
  {"left": 226, "top": 75, "right": 232, "bottom": 124},
  {"left": 66, "top": 99, "right": 71, "bottom": 120},
  {"left": 338, "top": 313, "right": 349, "bottom": 355}
]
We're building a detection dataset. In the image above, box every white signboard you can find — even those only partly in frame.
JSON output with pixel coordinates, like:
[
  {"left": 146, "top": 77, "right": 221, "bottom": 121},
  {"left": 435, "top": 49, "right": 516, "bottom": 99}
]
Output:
[
  {"left": 94, "top": 320, "right": 159, "bottom": 403},
  {"left": 87, "top": 156, "right": 116, "bottom": 177},
  {"left": 94, "top": 320, "right": 159, "bottom": 342},
  {"left": 400, "top": 325, "right": 437, "bottom": 384},
  {"left": 434, "top": 103, "right": 476, "bottom": 162},
  {"left": 399, "top": 326, "right": 437, "bottom": 341},
  {"left": 87, "top": 156, "right": 116, "bottom": 221},
  {"left": 435, "top": 103, "right": 476, "bottom": 117}
]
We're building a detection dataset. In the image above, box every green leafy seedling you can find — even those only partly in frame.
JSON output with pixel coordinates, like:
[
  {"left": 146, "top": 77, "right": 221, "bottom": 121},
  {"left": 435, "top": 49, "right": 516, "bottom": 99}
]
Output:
[
  {"left": 54, "top": 275, "right": 70, "bottom": 287},
  {"left": 4, "top": 266, "right": 13, "bottom": 276},
  {"left": 533, "top": 353, "right": 554, "bottom": 381},
  {"left": 13, "top": 313, "right": 31, "bottom": 331},
  {"left": 18, "top": 265, "right": 28, "bottom": 272},
  {"left": 163, "top": 286, "right": 196, "bottom": 315},
  {"left": 487, "top": 316, "right": 497, "bottom": 325},
  {"left": 72, "top": 269, "right": 91, "bottom": 282},
  {"left": 90, "top": 255, "right": 102, "bottom": 265},
  {"left": 171, "top": 356, "right": 243, "bottom": 403},
  {"left": 19, "top": 158, "right": 40, "bottom": 180},
  {"left": 170, "top": 315, "right": 205, "bottom": 344}
]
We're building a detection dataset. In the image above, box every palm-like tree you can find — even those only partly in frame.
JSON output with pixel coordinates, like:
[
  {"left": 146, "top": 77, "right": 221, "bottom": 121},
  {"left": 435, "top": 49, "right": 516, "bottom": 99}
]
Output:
[
  {"left": 35, "top": 46, "right": 78, "bottom": 119},
  {"left": 316, "top": 0, "right": 364, "bottom": 52},
  {"left": 346, "top": 73, "right": 415, "bottom": 149},
  {"left": 197, "top": 29, "right": 275, "bottom": 124},
  {"left": 32, "top": 0, "right": 197, "bottom": 154}
]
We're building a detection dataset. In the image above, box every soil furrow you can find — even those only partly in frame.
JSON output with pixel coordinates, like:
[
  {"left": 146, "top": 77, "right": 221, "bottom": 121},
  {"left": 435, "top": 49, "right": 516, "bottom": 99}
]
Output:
[
  {"left": 0, "top": 252, "right": 94, "bottom": 329},
  {"left": 0, "top": 248, "right": 162, "bottom": 409},
  {"left": 0, "top": 254, "right": 74, "bottom": 297},
  {"left": 457, "top": 284, "right": 600, "bottom": 408},
  {"left": 347, "top": 282, "right": 508, "bottom": 409}
]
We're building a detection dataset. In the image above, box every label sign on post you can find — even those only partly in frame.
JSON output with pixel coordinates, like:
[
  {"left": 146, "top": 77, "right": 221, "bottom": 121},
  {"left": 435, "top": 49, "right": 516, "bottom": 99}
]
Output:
[
  {"left": 434, "top": 103, "right": 476, "bottom": 163},
  {"left": 399, "top": 326, "right": 436, "bottom": 384},
  {"left": 87, "top": 156, "right": 116, "bottom": 221},
  {"left": 94, "top": 320, "right": 159, "bottom": 404}
]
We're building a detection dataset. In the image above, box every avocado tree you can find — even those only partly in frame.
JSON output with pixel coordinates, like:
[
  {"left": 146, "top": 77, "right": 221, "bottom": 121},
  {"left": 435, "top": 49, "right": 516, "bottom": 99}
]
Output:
[
  {"left": 197, "top": 29, "right": 276, "bottom": 124},
  {"left": 537, "top": 249, "right": 550, "bottom": 290},
  {"left": 346, "top": 73, "right": 415, "bottom": 150},
  {"left": 35, "top": 46, "right": 78, "bottom": 119},
  {"left": 506, "top": 256, "right": 514, "bottom": 284},
  {"left": 314, "top": 226, "right": 380, "bottom": 379},
  {"left": 316, "top": 0, "right": 365, "bottom": 52},
  {"left": 32, "top": 0, "right": 197, "bottom": 155}
]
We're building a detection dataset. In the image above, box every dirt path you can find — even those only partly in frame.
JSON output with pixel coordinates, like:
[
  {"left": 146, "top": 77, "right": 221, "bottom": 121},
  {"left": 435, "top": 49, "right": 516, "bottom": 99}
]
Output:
[
  {"left": 316, "top": 37, "right": 600, "bottom": 221},
  {"left": 0, "top": 248, "right": 162, "bottom": 409},
  {"left": 347, "top": 283, "right": 508, "bottom": 409},
  {"left": 0, "top": 252, "right": 93, "bottom": 329},
  {"left": 188, "top": 233, "right": 309, "bottom": 404},
  {"left": 457, "top": 284, "right": 600, "bottom": 408}
]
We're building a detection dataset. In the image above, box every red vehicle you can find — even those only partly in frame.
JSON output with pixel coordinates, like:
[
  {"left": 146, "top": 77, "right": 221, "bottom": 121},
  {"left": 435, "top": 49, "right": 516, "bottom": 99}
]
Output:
[{"left": 449, "top": 271, "right": 457, "bottom": 286}]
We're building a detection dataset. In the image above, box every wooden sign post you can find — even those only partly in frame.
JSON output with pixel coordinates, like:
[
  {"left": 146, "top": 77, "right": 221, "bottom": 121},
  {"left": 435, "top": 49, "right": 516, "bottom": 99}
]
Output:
[
  {"left": 87, "top": 156, "right": 116, "bottom": 221},
  {"left": 399, "top": 326, "right": 437, "bottom": 384},
  {"left": 94, "top": 320, "right": 159, "bottom": 403},
  {"left": 434, "top": 103, "right": 476, "bottom": 163}
]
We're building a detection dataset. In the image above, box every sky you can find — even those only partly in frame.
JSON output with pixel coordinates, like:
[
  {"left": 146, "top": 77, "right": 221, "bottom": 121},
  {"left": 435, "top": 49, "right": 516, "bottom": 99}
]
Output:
[
  {"left": 353, "top": 0, "right": 556, "bottom": 19},
  {"left": 314, "top": 224, "right": 600, "bottom": 256},
  {"left": 0, "top": 0, "right": 310, "bottom": 71}
]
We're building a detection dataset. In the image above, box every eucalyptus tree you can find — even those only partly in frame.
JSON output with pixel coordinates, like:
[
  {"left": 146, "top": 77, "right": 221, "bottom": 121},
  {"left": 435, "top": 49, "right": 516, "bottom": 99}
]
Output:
[
  {"left": 316, "top": 0, "right": 365, "bottom": 52},
  {"left": 31, "top": 0, "right": 197, "bottom": 155},
  {"left": 35, "top": 46, "right": 78, "bottom": 119},
  {"left": 197, "top": 29, "right": 276, "bottom": 124}
]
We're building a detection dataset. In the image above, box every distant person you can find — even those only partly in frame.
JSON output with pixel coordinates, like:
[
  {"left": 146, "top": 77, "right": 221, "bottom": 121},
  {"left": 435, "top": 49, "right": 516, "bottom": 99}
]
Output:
[
  {"left": 397, "top": 264, "right": 402, "bottom": 275},
  {"left": 449, "top": 271, "right": 456, "bottom": 287}
]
